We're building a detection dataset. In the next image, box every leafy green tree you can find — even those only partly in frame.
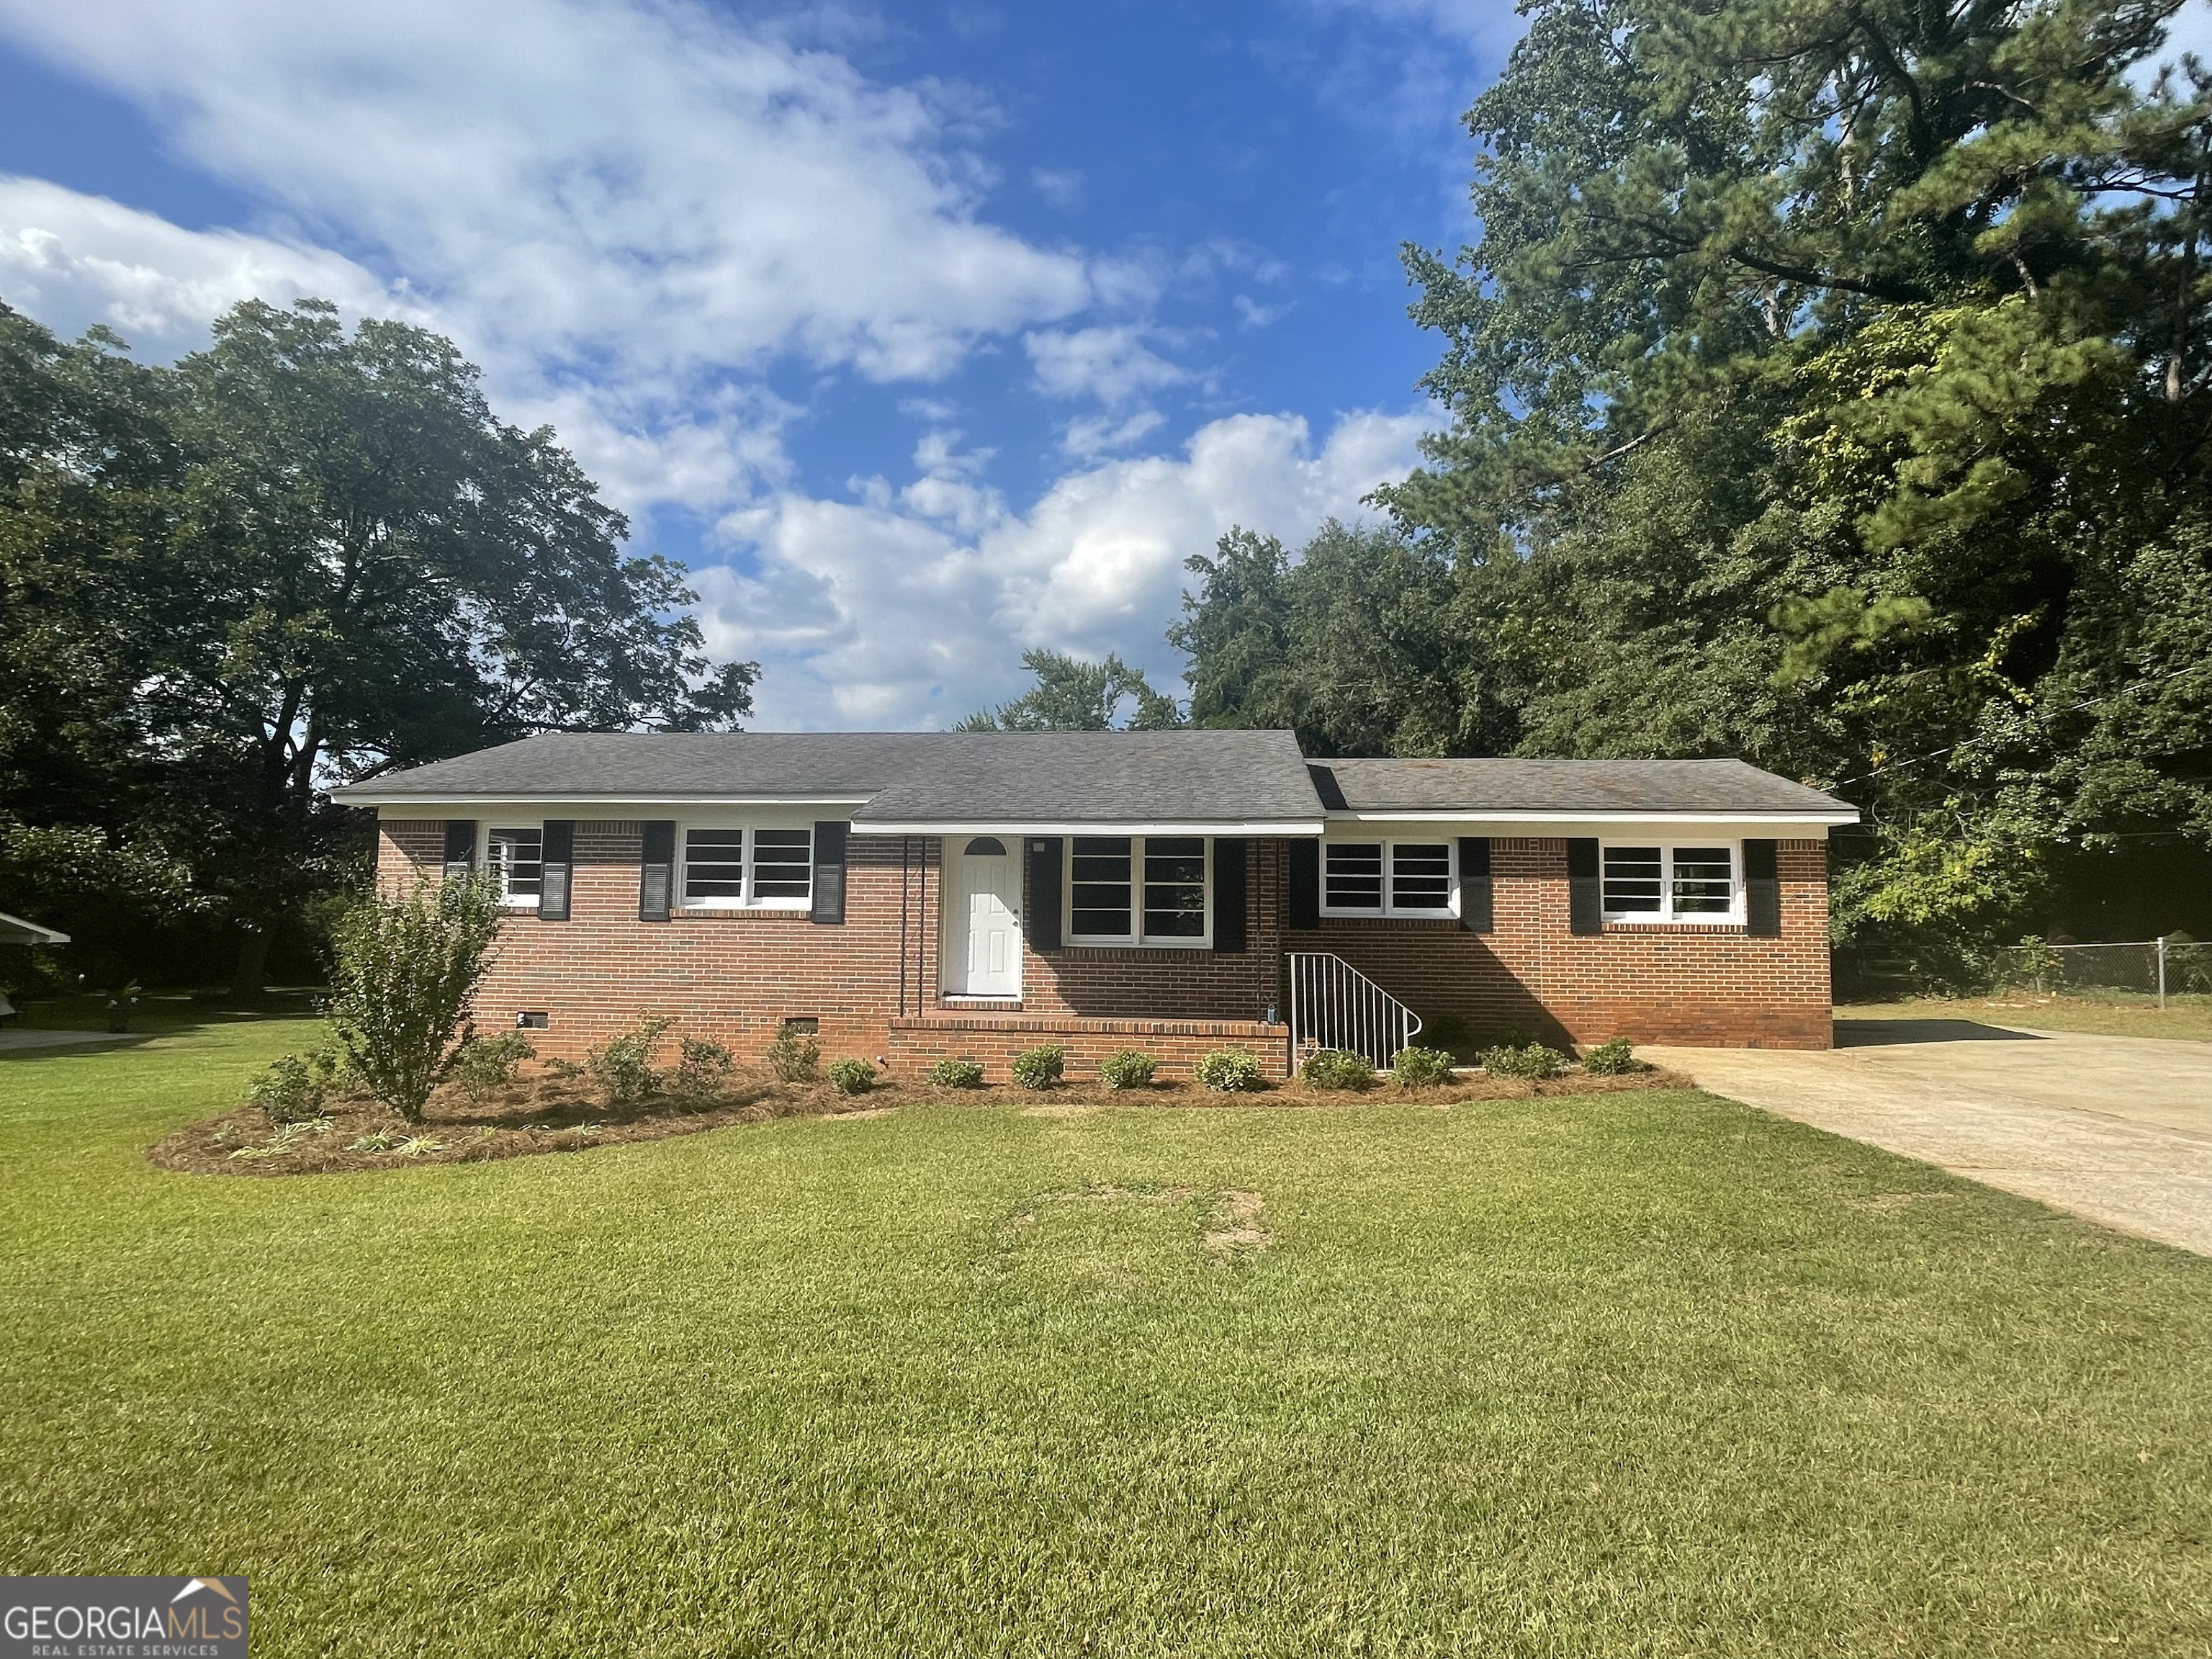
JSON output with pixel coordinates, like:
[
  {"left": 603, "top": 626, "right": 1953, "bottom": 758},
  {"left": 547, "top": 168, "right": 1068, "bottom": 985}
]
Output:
[
  {"left": 1177, "top": 0, "right": 2212, "bottom": 977},
  {"left": 1173, "top": 521, "right": 1511, "bottom": 756},
  {"left": 959, "top": 647, "right": 1182, "bottom": 731},
  {"left": 0, "top": 297, "right": 760, "bottom": 991}
]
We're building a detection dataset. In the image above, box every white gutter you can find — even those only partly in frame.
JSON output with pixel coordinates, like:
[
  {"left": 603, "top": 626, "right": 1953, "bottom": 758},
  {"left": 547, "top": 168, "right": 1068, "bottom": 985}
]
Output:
[
  {"left": 856, "top": 819, "right": 1330, "bottom": 837},
  {"left": 341, "top": 793, "right": 876, "bottom": 811},
  {"left": 1326, "top": 809, "right": 1860, "bottom": 826}
]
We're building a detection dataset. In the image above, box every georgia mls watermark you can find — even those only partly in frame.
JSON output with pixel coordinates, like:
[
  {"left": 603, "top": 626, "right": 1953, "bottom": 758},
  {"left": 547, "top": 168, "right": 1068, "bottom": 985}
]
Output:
[{"left": 1, "top": 1576, "right": 247, "bottom": 1658}]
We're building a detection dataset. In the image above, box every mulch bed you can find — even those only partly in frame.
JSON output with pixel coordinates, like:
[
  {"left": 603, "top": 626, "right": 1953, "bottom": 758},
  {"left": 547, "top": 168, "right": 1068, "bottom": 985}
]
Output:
[{"left": 149, "top": 1064, "right": 1696, "bottom": 1178}]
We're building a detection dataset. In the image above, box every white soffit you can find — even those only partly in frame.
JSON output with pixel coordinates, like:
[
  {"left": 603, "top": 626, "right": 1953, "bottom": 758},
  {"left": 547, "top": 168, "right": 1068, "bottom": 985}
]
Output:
[{"left": 1323, "top": 811, "right": 1856, "bottom": 834}]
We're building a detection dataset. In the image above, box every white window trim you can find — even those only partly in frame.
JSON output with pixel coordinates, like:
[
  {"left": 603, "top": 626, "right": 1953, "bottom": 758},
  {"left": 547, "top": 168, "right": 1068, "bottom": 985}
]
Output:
[
  {"left": 1600, "top": 840, "right": 1744, "bottom": 925},
  {"left": 676, "top": 821, "right": 814, "bottom": 912},
  {"left": 1064, "top": 835, "right": 1213, "bottom": 949},
  {"left": 1319, "top": 837, "right": 1461, "bottom": 920},
  {"left": 482, "top": 824, "right": 543, "bottom": 911}
]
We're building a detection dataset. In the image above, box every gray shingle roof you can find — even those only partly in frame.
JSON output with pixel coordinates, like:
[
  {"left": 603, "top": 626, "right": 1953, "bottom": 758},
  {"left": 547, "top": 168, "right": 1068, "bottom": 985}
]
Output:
[
  {"left": 333, "top": 730, "right": 1328, "bottom": 827},
  {"left": 336, "top": 734, "right": 1852, "bottom": 824},
  {"left": 1309, "top": 757, "right": 1854, "bottom": 817},
  {"left": 854, "top": 730, "right": 1321, "bottom": 825},
  {"left": 338, "top": 732, "right": 945, "bottom": 801}
]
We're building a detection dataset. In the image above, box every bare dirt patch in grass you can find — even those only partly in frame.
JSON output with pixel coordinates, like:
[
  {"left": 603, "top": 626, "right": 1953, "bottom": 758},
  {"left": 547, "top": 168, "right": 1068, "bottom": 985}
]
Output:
[{"left": 1202, "top": 1189, "right": 1272, "bottom": 1258}]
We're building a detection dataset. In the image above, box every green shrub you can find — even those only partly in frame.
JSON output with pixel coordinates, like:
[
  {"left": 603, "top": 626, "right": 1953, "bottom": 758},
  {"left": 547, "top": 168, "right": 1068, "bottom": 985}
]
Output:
[
  {"left": 449, "top": 1030, "right": 535, "bottom": 1100},
  {"left": 1098, "top": 1049, "right": 1157, "bottom": 1089},
  {"left": 246, "top": 1051, "right": 326, "bottom": 1125},
  {"left": 827, "top": 1057, "right": 876, "bottom": 1095},
  {"left": 1195, "top": 1048, "right": 1266, "bottom": 1092},
  {"left": 924, "top": 1058, "right": 986, "bottom": 1089},
  {"left": 676, "top": 1037, "right": 737, "bottom": 1095},
  {"left": 325, "top": 876, "right": 505, "bottom": 1124},
  {"left": 586, "top": 1017, "right": 673, "bottom": 1105},
  {"left": 1480, "top": 1041, "right": 1569, "bottom": 1080},
  {"left": 1390, "top": 1047, "right": 1457, "bottom": 1088},
  {"left": 1581, "top": 1038, "right": 1638, "bottom": 1076},
  {"left": 1011, "top": 1045, "right": 1066, "bottom": 1089},
  {"left": 765, "top": 1023, "right": 822, "bottom": 1083},
  {"left": 1300, "top": 1048, "right": 1375, "bottom": 1091}
]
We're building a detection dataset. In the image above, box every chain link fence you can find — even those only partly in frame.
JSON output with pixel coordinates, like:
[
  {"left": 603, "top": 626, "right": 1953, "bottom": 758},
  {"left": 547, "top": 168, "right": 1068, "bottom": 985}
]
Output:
[{"left": 1994, "top": 937, "right": 2212, "bottom": 1003}]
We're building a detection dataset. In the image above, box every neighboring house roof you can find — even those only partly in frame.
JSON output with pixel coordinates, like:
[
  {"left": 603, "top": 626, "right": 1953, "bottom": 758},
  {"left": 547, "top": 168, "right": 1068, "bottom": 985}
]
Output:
[
  {"left": 331, "top": 732, "right": 1856, "bottom": 829},
  {"left": 1310, "top": 757, "right": 1856, "bottom": 821},
  {"left": 0, "top": 910, "right": 70, "bottom": 947},
  {"left": 331, "top": 729, "right": 1329, "bottom": 833}
]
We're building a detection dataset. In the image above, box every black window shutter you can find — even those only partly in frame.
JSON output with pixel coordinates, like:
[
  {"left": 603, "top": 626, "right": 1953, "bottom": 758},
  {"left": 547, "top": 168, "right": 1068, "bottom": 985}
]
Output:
[
  {"left": 811, "top": 821, "right": 849, "bottom": 925},
  {"left": 442, "top": 819, "right": 477, "bottom": 885},
  {"left": 1287, "top": 839, "right": 1320, "bottom": 930},
  {"left": 1568, "top": 837, "right": 1601, "bottom": 936},
  {"left": 1026, "top": 837, "right": 1063, "bottom": 950},
  {"left": 539, "top": 820, "right": 575, "bottom": 921},
  {"left": 1459, "top": 836, "right": 1493, "bottom": 933},
  {"left": 1212, "top": 837, "right": 1248, "bottom": 953},
  {"left": 639, "top": 821, "right": 675, "bottom": 922},
  {"left": 1744, "top": 838, "right": 1781, "bottom": 938}
]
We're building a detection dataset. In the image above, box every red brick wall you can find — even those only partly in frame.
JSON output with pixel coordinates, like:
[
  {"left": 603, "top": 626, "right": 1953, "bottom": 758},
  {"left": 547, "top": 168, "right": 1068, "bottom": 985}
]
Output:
[
  {"left": 889, "top": 1016, "right": 1291, "bottom": 1082},
  {"left": 379, "top": 820, "right": 939, "bottom": 1064},
  {"left": 376, "top": 820, "right": 1833, "bottom": 1060},
  {"left": 1011, "top": 837, "right": 1285, "bottom": 1024},
  {"left": 1291, "top": 837, "right": 1831, "bottom": 1050}
]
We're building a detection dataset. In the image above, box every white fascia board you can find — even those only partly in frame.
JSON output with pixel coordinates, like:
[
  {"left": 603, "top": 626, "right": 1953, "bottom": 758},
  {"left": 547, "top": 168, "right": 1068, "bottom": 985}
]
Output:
[
  {"left": 855, "top": 819, "right": 1328, "bottom": 837},
  {"left": 0, "top": 910, "right": 70, "bottom": 945},
  {"left": 1326, "top": 809, "right": 1858, "bottom": 828},
  {"left": 349, "top": 794, "right": 875, "bottom": 813}
]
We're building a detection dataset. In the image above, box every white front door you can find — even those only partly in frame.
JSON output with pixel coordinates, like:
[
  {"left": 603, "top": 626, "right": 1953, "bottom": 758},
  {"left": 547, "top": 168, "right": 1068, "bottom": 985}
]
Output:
[{"left": 947, "top": 840, "right": 1021, "bottom": 997}]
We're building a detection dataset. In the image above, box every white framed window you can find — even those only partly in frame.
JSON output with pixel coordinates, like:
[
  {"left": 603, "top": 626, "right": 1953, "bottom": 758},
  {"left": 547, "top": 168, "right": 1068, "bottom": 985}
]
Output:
[
  {"left": 1067, "top": 835, "right": 1210, "bottom": 946},
  {"left": 1321, "top": 840, "right": 1459, "bottom": 918},
  {"left": 485, "top": 827, "right": 543, "bottom": 909},
  {"left": 1601, "top": 842, "right": 1740, "bottom": 924},
  {"left": 680, "top": 825, "right": 813, "bottom": 909}
]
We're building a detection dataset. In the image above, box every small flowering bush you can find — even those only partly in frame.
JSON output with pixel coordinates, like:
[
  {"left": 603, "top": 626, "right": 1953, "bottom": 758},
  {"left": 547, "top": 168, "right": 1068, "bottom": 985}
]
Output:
[{"left": 1195, "top": 1048, "right": 1266, "bottom": 1092}]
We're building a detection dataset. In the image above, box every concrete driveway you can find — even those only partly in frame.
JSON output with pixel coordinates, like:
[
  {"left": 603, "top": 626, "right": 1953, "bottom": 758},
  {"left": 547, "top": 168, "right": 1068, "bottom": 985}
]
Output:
[{"left": 1645, "top": 1020, "right": 2212, "bottom": 1255}]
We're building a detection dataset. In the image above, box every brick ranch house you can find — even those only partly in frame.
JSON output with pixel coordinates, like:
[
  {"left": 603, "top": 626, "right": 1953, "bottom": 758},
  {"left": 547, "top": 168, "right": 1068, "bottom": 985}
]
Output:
[{"left": 336, "top": 730, "right": 1858, "bottom": 1080}]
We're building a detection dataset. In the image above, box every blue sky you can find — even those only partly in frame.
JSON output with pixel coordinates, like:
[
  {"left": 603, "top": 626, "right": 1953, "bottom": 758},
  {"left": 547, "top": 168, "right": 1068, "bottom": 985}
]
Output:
[
  {"left": 13, "top": 3, "right": 2197, "bottom": 729},
  {"left": 0, "top": 0, "right": 1524, "bottom": 727}
]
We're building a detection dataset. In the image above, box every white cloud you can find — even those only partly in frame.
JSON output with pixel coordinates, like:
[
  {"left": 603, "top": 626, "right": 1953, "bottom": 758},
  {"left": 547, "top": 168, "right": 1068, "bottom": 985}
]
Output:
[
  {"left": 702, "top": 408, "right": 1434, "bottom": 728},
  {"left": 0, "top": 0, "right": 1101, "bottom": 385},
  {"left": 1030, "top": 167, "right": 1087, "bottom": 210},
  {"left": 0, "top": 0, "right": 1440, "bottom": 729},
  {"left": 0, "top": 0, "right": 1116, "bottom": 521},
  {"left": 1061, "top": 410, "right": 1169, "bottom": 459},
  {"left": 1024, "top": 324, "right": 1188, "bottom": 405},
  {"left": 1233, "top": 294, "right": 1287, "bottom": 330},
  {"left": 0, "top": 176, "right": 418, "bottom": 360},
  {"left": 2142, "top": 0, "right": 2212, "bottom": 81}
]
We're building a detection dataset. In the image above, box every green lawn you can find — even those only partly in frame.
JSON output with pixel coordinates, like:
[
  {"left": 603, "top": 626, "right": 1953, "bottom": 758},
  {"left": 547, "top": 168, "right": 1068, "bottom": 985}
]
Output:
[
  {"left": 1840, "top": 989, "right": 2212, "bottom": 1043},
  {"left": 4, "top": 1020, "right": 2210, "bottom": 1657}
]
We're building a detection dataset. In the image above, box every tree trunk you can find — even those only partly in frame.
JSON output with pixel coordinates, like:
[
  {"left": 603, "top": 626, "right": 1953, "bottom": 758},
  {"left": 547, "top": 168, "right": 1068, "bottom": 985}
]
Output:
[{"left": 229, "top": 923, "right": 271, "bottom": 1000}]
